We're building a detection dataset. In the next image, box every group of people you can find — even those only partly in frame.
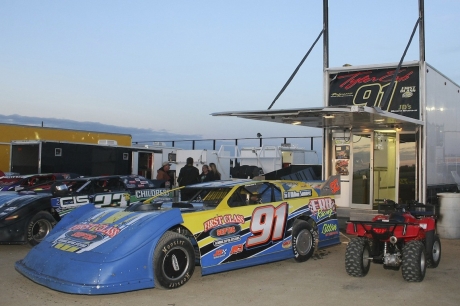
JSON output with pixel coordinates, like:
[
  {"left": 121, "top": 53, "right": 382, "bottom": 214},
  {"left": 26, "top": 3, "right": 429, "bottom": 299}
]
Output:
[{"left": 156, "top": 157, "right": 221, "bottom": 200}]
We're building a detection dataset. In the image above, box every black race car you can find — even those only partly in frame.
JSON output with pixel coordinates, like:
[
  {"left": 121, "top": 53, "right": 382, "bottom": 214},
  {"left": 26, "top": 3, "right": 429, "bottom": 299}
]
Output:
[{"left": 0, "top": 175, "right": 169, "bottom": 246}]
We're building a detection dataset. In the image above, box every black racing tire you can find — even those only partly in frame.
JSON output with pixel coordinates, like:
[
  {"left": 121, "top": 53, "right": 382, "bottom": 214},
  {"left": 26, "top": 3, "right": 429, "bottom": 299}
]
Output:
[
  {"left": 402, "top": 240, "right": 426, "bottom": 282},
  {"left": 153, "top": 231, "right": 195, "bottom": 289},
  {"left": 345, "top": 237, "right": 371, "bottom": 277},
  {"left": 427, "top": 234, "right": 441, "bottom": 268},
  {"left": 26, "top": 211, "right": 56, "bottom": 247},
  {"left": 292, "top": 220, "right": 316, "bottom": 262}
]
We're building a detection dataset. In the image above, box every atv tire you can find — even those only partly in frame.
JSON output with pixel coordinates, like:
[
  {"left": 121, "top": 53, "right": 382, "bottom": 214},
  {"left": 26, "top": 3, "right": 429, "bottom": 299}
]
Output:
[
  {"left": 292, "top": 220, "right": 316, "bottom": 262},
  {"left": 427, "top": 234, "right": 441, "bottom": 268},
  {"left": 26, "top": 211, "right": 56, "bottom": 247},
  {"left": 345, "top": 237, "right": 371, "bottom": 277},
  {"left": 153, "top": 231, "right": 195, "bottom": 289},
  {"left": 402, "top": 240, "right": 426, "bottom": 282}
]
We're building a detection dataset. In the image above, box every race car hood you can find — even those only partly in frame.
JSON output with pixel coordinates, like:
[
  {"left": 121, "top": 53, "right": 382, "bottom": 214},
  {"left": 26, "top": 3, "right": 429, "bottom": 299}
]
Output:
[{"left": 16, "top": 204, "right": 184, "bottom": 294}]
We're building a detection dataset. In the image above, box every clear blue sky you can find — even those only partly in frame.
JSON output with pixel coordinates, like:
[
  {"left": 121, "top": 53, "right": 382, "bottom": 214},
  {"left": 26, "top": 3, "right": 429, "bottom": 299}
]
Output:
[{"left": 1, "top": 0, "right": 459, "bottom": 141}]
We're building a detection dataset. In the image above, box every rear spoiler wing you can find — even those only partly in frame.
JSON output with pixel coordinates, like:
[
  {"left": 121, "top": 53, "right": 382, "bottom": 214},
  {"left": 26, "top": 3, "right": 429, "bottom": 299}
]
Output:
[{"left": 308, "top": 175, "right": 341, "bottom": 196}]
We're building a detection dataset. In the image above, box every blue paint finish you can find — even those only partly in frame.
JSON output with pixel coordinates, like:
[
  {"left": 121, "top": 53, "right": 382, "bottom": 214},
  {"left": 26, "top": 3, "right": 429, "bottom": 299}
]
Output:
[{"left": 15, "top": 207, "right": 183, "bottom": 294}]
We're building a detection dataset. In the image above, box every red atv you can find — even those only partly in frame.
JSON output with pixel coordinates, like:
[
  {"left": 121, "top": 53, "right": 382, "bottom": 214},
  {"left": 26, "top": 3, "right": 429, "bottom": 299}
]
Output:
[{"left": 345, "top": 200, "right": 441, "bottom": 282}]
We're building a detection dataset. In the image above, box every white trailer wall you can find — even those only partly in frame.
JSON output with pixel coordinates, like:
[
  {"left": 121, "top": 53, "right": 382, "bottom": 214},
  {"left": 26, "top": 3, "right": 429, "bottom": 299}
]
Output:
[{"left": 425, "top": 64, "right": 460, "bottom": 186}]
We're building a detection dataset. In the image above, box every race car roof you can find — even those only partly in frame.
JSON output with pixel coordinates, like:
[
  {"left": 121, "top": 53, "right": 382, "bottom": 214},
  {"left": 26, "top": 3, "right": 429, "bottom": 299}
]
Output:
[{"left": 212, "top": 105, "right": 424, "bottom": 132}]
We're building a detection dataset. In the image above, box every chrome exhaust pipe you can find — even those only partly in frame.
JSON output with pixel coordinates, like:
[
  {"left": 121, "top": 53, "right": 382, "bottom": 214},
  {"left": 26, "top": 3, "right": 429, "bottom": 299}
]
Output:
[{"left": 389, "top": 236, "right": 398, "bottom": 244}]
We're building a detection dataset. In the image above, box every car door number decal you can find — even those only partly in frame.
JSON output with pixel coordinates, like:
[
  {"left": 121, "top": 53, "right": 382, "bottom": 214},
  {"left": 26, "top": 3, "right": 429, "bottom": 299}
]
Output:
[{"left": 246, "top": 203, "right": 288, "bottom": 248}]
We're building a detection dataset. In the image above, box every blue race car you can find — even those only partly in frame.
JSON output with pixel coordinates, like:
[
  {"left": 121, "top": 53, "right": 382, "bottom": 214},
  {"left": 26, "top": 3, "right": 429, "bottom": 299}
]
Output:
[{"left": 16, "top": 177, "right": 342, "bottom": 294}]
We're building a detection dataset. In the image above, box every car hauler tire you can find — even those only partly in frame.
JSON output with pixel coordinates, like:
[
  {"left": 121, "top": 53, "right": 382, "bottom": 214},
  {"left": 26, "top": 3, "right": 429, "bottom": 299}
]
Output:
[
  {"left": 402, "top": 240, "right": 426, "bottom": 282},
  {"left": 345, "top": 237, "right": 371, "bottom": 277},
  {"left": 26, "top": 211, "right": 56, "bottom": 246},
  {"left": 427, "top": 234, "right": 441, "bottom": 268},
  {"left": 153, "top": 231, "right": 195, "bottom": 289},
  {"left": 292, "top": 220, "right": 316, "bottom": 262}
]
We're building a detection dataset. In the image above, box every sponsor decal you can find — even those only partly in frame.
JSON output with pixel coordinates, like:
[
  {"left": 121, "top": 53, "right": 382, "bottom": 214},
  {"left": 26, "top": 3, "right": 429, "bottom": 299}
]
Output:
[
  {"left": 68, "top": 223, "right": 121, "bottom": 238},
  {"left": 203, "top": 214, "right": 245, "bottom": 232},
  {"left": 230, "top": 244, "right": 244, "bottom": 255},
  {"left": 56, "top": 192, "right": 130, "bottom": 209},
  {"left": 209, "top": 224, "right": 241, "bottom": 238},
  {"left": 213, "top": 236, "right": 241, "bottom": 247},
  {"left": 282, "top": 239, "right": 292, "bottom": 249},
  {"left": 400, "top": 86, "right": 416, "bottom": 98},
  {"left": 308, "top": 198, "right": 335, "bottom": 213},
  {"left": 321, "top": 222, "right": 339, "bottom": 236},
  {"left": 213, "top": 248, "right": 227, "bottom": 259},
  {"left": 67, "top": 230, "right": 103, "bottom": 242},
  {"left": 284, "top": 189, "right": 312, "bottom": 199},
  {"left": 329, "top": 178, "right": 340, "bottom": 194},
  {"left": 135, "top": 188, "right": 169, "bottom": 199},
  {"left": 52, "top": 210, "right": 148, "bottom": 253}
]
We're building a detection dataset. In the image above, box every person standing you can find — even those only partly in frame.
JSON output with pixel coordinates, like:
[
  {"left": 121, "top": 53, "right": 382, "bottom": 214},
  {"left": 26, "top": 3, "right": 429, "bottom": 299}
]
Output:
[
  {"left": 177, "top": 157, "right": 199, "bottom": 200},
  {"left": 199, "top": 164, "right": 214, "bottom": 182},
  {"left": 156, "top": 161, "right": 172, "bottom": 188},
  {"left": 209, "top": 163, "right": 221, "bottom": 180}
]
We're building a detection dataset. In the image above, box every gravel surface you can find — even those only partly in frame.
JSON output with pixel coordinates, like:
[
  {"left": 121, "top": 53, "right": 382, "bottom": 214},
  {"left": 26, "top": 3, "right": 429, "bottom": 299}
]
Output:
[{"left": 1, "top": 233, "right": 459, "bottom": 306}]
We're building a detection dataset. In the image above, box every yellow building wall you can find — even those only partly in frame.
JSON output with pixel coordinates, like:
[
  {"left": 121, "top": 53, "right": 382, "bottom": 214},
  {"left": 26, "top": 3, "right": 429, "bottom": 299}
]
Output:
[{"left": 0, "top": 123, "right": 132, "bottom": 173}]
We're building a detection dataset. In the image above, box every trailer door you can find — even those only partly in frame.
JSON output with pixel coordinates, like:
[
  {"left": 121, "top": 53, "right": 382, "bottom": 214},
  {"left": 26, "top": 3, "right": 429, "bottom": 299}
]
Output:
[
  {"left": 11, "top": 143, "right": 40, "bottom": 174},
  {"left": 350, "top": 133, "right": 373, "bottom": 209}
]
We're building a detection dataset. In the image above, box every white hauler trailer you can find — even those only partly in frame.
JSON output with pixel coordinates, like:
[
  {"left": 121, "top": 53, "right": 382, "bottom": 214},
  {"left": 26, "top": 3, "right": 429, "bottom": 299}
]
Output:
[
  {"left": 213, "top": 60, "right": 460, "bottom": 212},
  {"left": 211, "top": 1, "right": 460, "bottom": 215},
  {"left": 238, "top": 144, "right": 319, "bottom": 174}
]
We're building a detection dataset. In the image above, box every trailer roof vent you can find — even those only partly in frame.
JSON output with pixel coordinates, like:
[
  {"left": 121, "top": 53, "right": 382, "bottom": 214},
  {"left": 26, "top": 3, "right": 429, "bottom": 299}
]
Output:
[{"left": 98, "top": 139, "right": 118, "bottom": 146}]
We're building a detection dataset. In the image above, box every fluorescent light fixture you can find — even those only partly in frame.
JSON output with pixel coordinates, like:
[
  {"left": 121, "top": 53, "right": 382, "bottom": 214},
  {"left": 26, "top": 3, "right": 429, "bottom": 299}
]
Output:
[
  {"left": 292, "top": 121, "right": 301, "bottom": 125},
  {"left": 323, "top": 115, "right": 335, "bottom": 119}
]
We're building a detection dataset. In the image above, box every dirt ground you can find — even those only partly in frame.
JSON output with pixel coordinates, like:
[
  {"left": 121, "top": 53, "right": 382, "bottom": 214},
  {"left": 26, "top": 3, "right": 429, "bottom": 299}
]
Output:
[{"left": 1, "top": 233, "right": 459, "bottom": 306}]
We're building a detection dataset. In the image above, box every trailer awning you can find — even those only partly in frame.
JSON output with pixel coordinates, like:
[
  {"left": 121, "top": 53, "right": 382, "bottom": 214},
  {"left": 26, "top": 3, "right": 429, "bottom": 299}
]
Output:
[{"left": 212, "top": 105, "right": 424, "bottom": 132}]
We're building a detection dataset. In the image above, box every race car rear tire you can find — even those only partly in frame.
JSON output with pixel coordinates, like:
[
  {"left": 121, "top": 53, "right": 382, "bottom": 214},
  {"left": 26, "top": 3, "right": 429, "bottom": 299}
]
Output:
[
  {"left": 26, "top": 211, "right": 56, "bottom": 247},
  {"left": 402, "top": 240, "right": 426, "bottom": 282},
  {"left": 427, "top": 234, "right": 441, "bottom": 268},
  {"left": 345, "top": 237, "right": 371, "bottom": 277},
  {"left": 153, "top": 231, "right": 195, "bottom": 289},
  {"left": 292, "top": 220, "right": 316, "bottom": 262}
]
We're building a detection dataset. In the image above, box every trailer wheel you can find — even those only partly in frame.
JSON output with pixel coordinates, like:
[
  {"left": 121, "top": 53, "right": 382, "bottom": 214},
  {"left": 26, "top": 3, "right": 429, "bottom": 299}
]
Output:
[
  {"left": 402, "top": 240, "right": 426, "bottom": 282},
  {"left": 292, "top": 220, "right": 316, "bottom": 262},
  {"left": 26, "top": 211, "right": 56, "bottom": 246},
  {"left": 427, "top": 234, "right": 441, "bottom": 268},
  {"left": 153, "top": 231, "right": 195, "bottom": 289},
  {"left": 345, "top": 237, "right": 371, "bottom": 277}
]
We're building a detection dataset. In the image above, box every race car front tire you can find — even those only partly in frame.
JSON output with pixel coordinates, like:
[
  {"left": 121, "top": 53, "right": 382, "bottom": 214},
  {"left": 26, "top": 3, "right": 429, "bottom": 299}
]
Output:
[
  {"left": 345, "top": 237, "right": 371, "bottom": 277},
  {"left": 26, "top": 211, "right": 56, "bottom": 247},
  {"left": 153, "top": 231, "right": 195, "bottom": 289},
  {"left": 292, "top": 220, "right": 316, "bottom": 262}
]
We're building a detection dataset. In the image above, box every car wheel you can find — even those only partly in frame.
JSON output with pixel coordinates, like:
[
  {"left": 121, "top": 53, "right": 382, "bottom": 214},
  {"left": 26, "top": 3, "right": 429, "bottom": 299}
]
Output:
[
  {"left": 345, "top": 237, "right": 371, "bottom": 277},
  {"left": 292, "top": 220, "right": 316, "bottom": 262},
  {"left": 402, "top": 240, "right": 426, "bottom": 282},
  {"left": 153, "top": 231, "right": 195, "bottom": 289},
  {"left": 427, "top": 234, "right": 441, "bottom": 268},
  {"left": 26, "top": 211, "right": 56, "bottom": 247}
]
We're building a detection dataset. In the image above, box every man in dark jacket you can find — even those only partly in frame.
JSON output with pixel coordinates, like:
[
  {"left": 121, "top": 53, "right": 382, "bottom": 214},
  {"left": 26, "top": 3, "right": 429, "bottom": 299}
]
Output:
[{"left": 177, "top": 157, "right": 199, "bottom": 200}]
